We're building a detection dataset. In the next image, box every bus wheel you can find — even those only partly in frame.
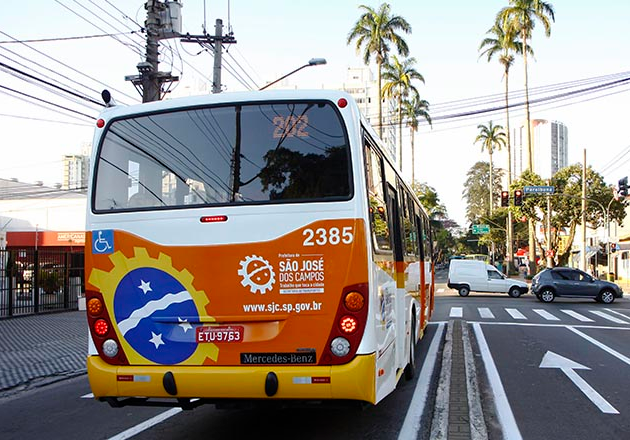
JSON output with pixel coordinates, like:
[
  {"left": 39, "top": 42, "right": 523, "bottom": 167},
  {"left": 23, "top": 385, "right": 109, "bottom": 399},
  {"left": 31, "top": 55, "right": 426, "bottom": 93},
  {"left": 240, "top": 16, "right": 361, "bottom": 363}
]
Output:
[{"left": 404, "top": 314, "right": 416, "bottom": 381}]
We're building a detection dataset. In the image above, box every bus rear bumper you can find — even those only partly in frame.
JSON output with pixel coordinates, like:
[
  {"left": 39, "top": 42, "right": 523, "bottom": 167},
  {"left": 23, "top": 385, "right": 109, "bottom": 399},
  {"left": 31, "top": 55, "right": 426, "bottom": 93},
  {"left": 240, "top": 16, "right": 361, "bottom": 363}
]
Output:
[{"left": 87, "top": 353, "right": 377, "bottom": 406}]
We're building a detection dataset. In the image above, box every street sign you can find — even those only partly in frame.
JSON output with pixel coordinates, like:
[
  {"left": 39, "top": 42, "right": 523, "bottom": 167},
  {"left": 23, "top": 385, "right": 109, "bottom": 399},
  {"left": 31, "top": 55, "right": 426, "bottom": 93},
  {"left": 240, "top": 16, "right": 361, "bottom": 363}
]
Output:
[
  {"left": 523, "top": 185, "right": 555, "bottom": 194},
  {"left": 472, "top": 224, "right": 490, "bottom": 234}
]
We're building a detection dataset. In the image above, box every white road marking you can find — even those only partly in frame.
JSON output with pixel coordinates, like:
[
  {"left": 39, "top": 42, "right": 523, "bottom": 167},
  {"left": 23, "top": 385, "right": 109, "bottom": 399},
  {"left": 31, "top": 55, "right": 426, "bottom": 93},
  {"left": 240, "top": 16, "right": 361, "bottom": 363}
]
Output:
[
  {"left": 478, "top": 307, "right": 495, "bottom": 319},
  {"left": 449, "top": 307, "right": 463, "bottom": 318},
  {"left": 398, "top": 323, "right": 445, "bottom": 440},
  {"left": 473, "top": 323, "right": 522, "bottom": 440},
  {"left": 604, "top": 308, "right": 630, "bottom": 321},
  {"left": 505, "top": 308, "right": 527, "bottom": 320},
  {"left": 560, "top": 310, "right": 594, "bottom": 322},
  {"left": 107, "top": 408, "right": 182, "bottom": 440},
  {"left": 81, "top": 393, "right": 94, "bottom": 399},
  {"left": 567, "top": 327, "right": 630, "bottom": 367},
  {"left": 437, "top": 288, "right": 445, "bottom": 293},
  {"left": 589, "top": 310, "right": 628, "bottom": 324},
  {"left": 533, "top": 309, "right": 560, "bottom": 321},
  {"left": 539, "top": 351, "right": 618, "bottom": 414}
]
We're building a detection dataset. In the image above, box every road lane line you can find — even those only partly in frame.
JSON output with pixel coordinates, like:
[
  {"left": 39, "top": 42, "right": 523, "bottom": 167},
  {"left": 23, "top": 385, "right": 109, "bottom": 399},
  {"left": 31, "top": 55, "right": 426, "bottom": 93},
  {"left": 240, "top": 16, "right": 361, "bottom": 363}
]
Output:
[
  {"left": 505, "top": 308, "right": 526, "bottom": 320},
  {"left": 478, "top": 307, "right": 495, "bottom": 319},
  {"left": 567, "top": 327, "right": 630, "bottom": 367},
  {"left": 107, "top": 408, "right": 182, "bottom": 440},
  {"left": 560, "top": 310, "right": 594, "bottom": 322},
  {"left": 472, "top": 323, "right": 522, "bottom": 440},
  {"left": 589, "top": 310, "right": 628, "bottom": 324},
  {"left": 450, "top": 307, "right": 463, "bottom": 318},
  {"left": 398, "top": 323, "right": 445, "bottom": 440},
  {"left": 81, "top": 393, "right": 94, "bottom": 399},
  {"left": 533, "top": 309, "right": 560, "bottom": 321}
]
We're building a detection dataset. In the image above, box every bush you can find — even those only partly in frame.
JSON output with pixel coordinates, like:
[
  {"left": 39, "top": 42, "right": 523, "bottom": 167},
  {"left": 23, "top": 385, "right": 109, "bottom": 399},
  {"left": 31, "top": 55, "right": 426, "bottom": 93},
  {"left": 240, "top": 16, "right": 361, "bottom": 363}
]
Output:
[{"left": 39, "top": 269, "right": 62, "bottom": 294}]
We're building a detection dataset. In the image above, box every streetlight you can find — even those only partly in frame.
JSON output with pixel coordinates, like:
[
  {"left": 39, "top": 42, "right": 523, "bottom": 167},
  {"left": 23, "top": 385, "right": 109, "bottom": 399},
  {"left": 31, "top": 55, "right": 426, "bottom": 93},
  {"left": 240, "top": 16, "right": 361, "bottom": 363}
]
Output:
[{"left": 259, "top": 58, "right": 327, "bottom": 91}]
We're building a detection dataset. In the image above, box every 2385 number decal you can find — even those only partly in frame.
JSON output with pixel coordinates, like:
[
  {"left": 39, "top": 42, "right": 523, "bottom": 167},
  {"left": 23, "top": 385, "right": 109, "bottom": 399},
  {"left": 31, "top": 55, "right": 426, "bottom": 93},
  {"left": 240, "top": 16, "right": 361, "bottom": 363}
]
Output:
[{"left": 303, "top": 227, "right": 354, "bottom": 246}]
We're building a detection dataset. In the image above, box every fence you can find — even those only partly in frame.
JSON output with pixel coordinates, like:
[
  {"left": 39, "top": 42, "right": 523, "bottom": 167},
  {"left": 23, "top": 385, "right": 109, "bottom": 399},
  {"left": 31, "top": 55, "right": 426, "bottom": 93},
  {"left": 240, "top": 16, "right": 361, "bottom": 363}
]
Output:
[{"left": 0, "top": 249, "right": 84, "bottom": 318}]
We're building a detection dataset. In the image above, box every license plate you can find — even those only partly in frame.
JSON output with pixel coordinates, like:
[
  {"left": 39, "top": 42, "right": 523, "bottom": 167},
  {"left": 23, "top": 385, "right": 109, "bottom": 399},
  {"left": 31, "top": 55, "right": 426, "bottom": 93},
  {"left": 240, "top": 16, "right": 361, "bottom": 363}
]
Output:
[{"left": 196, "top": 325, "right": 244, "bottom": 343}]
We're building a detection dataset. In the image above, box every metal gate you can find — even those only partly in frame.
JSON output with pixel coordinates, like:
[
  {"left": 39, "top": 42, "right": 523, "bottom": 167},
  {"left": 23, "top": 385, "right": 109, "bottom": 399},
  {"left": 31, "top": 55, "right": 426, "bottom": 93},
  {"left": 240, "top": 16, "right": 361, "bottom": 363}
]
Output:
[{"left": 0, "top": 249, "right": 84, "bottom": 318}]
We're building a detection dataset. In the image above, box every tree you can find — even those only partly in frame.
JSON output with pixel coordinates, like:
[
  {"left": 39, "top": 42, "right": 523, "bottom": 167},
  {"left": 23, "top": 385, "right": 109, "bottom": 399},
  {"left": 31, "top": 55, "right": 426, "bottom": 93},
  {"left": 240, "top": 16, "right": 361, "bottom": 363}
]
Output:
[
  {"left": 382, "top": 55, "right": 425, "bottom": 171},
  {"left": 347, "top": 3, "right": 411, "bottom": 138},
  {"left": 412, "top": 181, "right": 455, "bottom": 262},
  {"left": 474, "top": 121, "right": 506, "bottom": 215},
  {"left": 463, "top": 161, "right": 504, "bottom": 223},
  {"left": 479, "top": 19, "right": 532, "bottom": 275},
  {"left": 511, "top": 166, "right": 627, "bottom": 266},
  {"left": 498, "top": 0, "right": 555, "bottom": 171},
  {"left": 403, "top": 95, "right": 431, "bottom": 183}
]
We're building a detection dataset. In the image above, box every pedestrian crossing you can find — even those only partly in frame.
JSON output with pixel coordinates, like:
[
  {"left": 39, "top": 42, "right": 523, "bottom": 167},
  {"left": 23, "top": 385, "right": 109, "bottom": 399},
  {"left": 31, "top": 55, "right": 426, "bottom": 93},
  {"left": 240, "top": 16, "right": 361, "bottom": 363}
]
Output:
[{"left": 446, "top": 306, "right": 630, "bottom": 325}]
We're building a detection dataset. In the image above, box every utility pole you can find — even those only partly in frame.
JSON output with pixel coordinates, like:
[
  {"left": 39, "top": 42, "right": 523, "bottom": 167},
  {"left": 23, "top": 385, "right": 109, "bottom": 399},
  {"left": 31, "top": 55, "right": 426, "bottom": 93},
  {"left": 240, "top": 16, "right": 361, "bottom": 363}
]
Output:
[
  {"left": 126, "top": 0, "right": 181, "bottom": 103},
  {"left": 180, "top": 18, "right": 237, "bottom": 94}
]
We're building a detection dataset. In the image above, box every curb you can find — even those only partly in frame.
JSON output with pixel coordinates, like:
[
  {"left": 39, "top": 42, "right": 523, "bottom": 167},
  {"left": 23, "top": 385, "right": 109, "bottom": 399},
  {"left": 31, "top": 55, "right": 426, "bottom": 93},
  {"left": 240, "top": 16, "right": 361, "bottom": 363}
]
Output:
[{"left": 430, "top": 319, "right": 487, "bottom": 440}]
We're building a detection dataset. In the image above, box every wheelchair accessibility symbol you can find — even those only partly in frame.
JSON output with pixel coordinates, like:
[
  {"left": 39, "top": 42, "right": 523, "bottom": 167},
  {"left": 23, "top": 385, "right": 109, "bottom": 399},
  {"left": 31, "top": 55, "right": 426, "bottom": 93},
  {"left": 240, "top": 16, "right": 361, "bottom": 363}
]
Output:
[{"left": 92, "top": 230, "right": 114, "bottom": 254}]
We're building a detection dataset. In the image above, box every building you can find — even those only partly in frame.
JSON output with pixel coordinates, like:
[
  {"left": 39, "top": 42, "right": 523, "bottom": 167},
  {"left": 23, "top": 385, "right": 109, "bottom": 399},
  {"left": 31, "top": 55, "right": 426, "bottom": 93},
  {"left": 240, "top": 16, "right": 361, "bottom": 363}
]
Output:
[
  {"left": 512, "top": 119, "right": 568, "bottom": 179},
  {"left": 0, "top": 178, "right": 86, "bottom": 250},
  {"left": 62, "top": 143, "right": 91, "bottom": 192},
  {"left": 339, "top": 67, "right": 397, "bottom": 163}
]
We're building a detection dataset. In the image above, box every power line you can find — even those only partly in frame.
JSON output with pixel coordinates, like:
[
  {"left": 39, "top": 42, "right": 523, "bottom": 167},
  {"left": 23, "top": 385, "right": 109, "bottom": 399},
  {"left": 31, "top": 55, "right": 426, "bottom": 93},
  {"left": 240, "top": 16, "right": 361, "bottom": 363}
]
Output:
[{"left": 0, "top": 84, "right": 96, "bottom": 120}]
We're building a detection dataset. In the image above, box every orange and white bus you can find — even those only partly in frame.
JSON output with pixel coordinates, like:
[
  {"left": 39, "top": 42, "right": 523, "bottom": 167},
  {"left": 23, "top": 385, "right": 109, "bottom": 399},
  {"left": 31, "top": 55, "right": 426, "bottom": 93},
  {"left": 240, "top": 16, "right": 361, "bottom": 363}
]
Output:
[{"left": 84, "top": 89, "right": 435, "bottom": 408}]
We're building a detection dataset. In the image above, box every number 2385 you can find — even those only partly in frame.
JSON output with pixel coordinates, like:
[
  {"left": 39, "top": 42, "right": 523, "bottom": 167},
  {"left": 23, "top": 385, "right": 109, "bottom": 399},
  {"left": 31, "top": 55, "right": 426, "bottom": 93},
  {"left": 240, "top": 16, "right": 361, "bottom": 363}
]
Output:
[{"left": 303, "top": 227, "right": 354, "bottom": 246}]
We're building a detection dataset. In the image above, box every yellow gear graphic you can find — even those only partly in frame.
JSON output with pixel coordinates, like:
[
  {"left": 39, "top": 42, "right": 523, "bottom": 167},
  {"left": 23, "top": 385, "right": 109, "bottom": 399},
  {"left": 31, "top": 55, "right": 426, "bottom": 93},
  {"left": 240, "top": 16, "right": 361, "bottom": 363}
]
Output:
[{"left": 89, "top": 247, "right": 219, "bottom": 365}]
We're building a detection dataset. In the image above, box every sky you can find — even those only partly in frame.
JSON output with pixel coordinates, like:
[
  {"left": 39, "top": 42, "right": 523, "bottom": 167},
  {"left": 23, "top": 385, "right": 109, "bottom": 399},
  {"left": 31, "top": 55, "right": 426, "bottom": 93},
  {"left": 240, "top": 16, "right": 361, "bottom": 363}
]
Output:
[{"left": 1, "top": 0, "right": 629, "bottom": 227}]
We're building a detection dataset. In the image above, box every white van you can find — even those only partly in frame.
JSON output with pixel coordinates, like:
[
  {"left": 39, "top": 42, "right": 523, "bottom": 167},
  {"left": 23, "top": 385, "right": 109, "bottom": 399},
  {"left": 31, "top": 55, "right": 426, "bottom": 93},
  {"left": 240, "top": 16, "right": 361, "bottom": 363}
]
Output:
[{"left": 447, "top": 259, "right": 529, "bottom": 297}]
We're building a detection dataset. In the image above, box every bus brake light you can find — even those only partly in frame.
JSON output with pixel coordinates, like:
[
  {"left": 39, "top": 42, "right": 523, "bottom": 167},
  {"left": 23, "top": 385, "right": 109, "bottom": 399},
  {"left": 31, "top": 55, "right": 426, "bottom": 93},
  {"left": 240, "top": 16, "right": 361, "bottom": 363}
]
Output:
[
  {"left": 94, "top": 319, "right": 109, "bottom": 336},
  {"left": 200, "top": 215, "right": 228, "bottom": 223},
  {"left": 340, "top": 316, "right": 358, "bottom": 334}
]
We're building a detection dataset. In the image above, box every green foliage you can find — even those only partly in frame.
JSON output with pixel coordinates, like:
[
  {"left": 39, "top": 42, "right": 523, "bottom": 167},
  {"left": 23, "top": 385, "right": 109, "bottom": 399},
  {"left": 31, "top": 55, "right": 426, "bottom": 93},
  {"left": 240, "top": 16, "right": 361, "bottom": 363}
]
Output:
[
  {"left": 39, "top": 269, "right": 62, "bottom": 294},
  {"left": 464, "top": 161, "right": 505, "bottom": 222}
]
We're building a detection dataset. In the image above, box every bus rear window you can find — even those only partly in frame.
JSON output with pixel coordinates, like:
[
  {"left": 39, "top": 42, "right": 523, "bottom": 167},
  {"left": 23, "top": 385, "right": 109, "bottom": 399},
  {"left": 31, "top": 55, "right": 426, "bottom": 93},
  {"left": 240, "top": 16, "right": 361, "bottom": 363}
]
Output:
[{"left": 93, "top": 101, "right": 352, "bottom": 211}]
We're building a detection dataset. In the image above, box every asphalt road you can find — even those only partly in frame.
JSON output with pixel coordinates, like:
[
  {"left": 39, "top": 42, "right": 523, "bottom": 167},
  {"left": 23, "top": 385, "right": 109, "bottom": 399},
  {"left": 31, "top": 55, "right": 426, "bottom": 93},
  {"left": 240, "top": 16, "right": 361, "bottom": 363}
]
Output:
[
  {"left": 0, "top": 325, "right": 441, "bottom": 440},
  {"left": 434, "top": 277, "right": 630, "bottom": 440},
  {"left": 3, "top": 274, "right": 629, "bottom": 440}
]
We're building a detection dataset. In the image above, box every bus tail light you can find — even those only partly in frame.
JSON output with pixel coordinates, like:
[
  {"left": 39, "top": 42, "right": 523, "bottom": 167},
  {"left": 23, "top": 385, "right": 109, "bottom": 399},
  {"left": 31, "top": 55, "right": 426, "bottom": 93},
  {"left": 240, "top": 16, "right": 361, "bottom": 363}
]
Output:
[
  {"left": 85, "top": 289, "right": 129, "bottom": 366},
  {"left": 320, "top": 283, "right": 368, "bottom": 365}
]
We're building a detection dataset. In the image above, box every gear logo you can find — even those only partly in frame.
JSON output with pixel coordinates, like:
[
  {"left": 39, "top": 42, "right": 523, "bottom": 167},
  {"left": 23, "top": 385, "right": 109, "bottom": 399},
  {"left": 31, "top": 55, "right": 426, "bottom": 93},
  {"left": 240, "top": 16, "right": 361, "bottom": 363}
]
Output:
[{"left": 238, "top": 255, "right": 275, "bottom": 294}]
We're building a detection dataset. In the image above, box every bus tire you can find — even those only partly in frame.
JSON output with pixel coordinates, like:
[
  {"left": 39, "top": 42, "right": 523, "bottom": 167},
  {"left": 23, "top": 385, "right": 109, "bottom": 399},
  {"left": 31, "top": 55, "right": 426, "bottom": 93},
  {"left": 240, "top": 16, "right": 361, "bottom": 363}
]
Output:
[{"left": 404, "top": 314, "right": 416, "bottom": 381}]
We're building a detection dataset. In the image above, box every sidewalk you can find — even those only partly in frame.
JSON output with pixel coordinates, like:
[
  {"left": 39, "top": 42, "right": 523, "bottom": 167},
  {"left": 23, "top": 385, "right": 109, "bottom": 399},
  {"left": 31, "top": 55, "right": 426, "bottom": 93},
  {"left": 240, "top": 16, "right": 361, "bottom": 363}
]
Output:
[{"left": 0, "top": 311, "right": 87, "bottom": 397}]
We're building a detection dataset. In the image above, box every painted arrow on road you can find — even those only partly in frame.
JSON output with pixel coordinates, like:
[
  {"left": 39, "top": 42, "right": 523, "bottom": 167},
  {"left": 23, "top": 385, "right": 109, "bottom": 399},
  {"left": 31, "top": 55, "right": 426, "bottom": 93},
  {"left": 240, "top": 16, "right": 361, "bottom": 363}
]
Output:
[{"left": 539, "top": 351, "right": 619, "bottom": 414}]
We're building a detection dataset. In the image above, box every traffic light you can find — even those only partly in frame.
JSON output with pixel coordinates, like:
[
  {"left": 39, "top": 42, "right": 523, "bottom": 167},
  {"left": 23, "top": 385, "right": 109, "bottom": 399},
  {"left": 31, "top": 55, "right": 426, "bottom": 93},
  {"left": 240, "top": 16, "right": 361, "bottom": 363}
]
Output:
[
  {"left": 501, "top": 191, "right": 509, "bottom": 207},
  {"left": 514, "top": 189, "right": 523, "bottom": 206},
  {"left": 619, "top": 176, "right": 628, "bottom": 198}
]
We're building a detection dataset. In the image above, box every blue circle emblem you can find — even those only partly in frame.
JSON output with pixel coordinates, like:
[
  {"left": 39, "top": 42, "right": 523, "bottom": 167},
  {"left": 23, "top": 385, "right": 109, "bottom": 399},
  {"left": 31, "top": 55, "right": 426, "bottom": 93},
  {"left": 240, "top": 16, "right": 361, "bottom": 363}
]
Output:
[{"left": 113, "top": 267, "right": 199, "bottom": 364}]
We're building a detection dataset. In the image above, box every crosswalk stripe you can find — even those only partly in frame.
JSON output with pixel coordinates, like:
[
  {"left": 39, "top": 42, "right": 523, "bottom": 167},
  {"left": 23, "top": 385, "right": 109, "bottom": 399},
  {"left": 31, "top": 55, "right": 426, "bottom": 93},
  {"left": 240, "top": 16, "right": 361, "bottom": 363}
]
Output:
[
  {"left": 589, "top": 310, "right": 629, "bottom": 324},
  {"left": 478, "top": 307, "right": 495, "bottom": 319},
  {"left": 605, "top": 308, "right": 630, "bottom": 321},
  {"left": 560, "top": 310, "right": 594, "bottom": 322},
  {"left": 533, "top": 309, "right": 560, "bottom": 321},
  {"left": 505, "top": 308, "right": 527, "bottom": 320},
  {"left": 449, "top": 307, "right": 463, "bottom": 318}
]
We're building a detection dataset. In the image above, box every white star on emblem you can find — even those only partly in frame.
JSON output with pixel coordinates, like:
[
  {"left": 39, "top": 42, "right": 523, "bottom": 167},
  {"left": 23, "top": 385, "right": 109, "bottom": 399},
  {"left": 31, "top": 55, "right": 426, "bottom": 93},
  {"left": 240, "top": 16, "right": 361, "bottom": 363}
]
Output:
[
  {"left": 149, "top": 331, "right": 165, "bottom": 349},
  {"left": 178, "top": 317, "right": 192, "bottom": 333},
  {"left": 138, "top": 280, "right": 152, "bottom": 294}
]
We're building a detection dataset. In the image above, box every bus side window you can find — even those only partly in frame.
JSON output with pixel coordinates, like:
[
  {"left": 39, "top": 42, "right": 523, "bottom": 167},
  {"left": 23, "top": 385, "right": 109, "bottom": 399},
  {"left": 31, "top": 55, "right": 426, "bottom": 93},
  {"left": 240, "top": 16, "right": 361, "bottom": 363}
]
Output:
[{"left": 365, "top": 142, "right": 391, "bottom": 252}]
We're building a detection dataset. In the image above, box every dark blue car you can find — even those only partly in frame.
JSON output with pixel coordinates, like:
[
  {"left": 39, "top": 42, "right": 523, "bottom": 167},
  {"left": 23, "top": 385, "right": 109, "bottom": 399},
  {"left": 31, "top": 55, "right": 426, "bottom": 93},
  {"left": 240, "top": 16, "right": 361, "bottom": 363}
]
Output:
[{"left": 531, "top": 267, "right": 624, "bottom": 304}]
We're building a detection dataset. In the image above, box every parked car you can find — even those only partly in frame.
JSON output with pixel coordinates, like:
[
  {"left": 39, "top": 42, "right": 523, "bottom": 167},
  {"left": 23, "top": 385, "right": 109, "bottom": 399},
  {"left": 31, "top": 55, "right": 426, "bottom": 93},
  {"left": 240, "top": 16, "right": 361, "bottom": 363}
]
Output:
[
  {"left": 531, "top": 267, "right": 624, "bottom": 303},
  {"left": 447, "top": 259, "right": 529, "bottom": 297}
]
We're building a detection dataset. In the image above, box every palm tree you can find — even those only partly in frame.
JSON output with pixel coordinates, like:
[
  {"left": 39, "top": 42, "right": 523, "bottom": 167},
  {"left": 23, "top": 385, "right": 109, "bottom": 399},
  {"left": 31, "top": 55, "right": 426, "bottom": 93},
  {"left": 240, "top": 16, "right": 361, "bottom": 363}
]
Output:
[
  {"left": 479, "top": 19, "right": 532, "bottom": 275},
  {"left": 382, "top": 55, "right": 425, "bottom": 170},
  {"left": 498, "top": 0, "right": 555, "bottom": 171},
  {"left": 474, "top": 121, "right": 507, "bottom": 215},
  {"left": 402, "top": 95, "right": 431, "bottom": 183},
  {"left": 347, "top": 3, "right": 411, "bottom": 138}
]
